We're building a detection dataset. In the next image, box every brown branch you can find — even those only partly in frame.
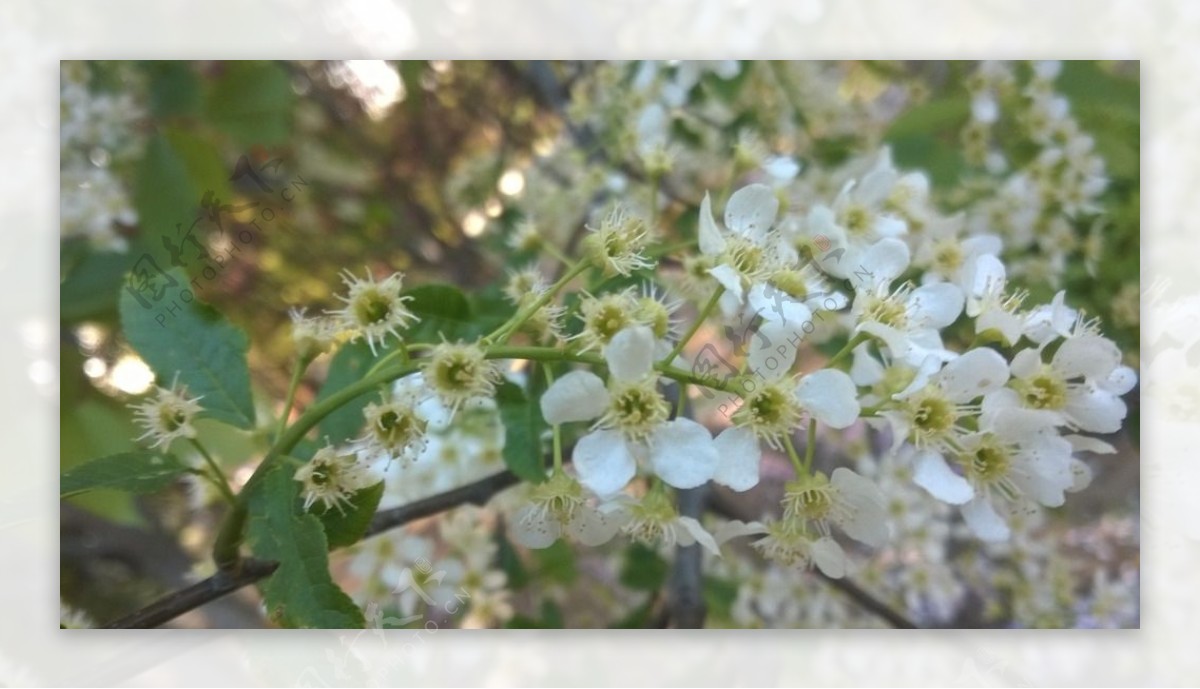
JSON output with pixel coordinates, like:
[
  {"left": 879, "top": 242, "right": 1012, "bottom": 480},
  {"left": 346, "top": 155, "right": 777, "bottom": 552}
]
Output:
[
  {"left": 708, "top": 487, "right": 919, "bottom": 629},
  {"left": 100, "top": 559, "right": 279, "bottom": 629},
  {"left": 100, "top": 467, "right": 526, "bottom": 629},
  {"left": 665, "top": 484, "right": 709, "bottom": 628}
]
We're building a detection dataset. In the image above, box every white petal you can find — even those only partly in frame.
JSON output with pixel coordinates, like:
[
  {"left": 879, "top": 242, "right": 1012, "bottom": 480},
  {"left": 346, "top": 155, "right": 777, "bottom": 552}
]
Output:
[
  {"left": 606, "top": 325, "right": 656, "bottom": 381},
  {"left": 748, "top": 283, "right": 813, "bottom": 325},
  {"left": 676, "top": 517, "right": 721, "bottom": 556},
  {"left": 649, "top": 418, "right": 718, "bottom": 489},
  {"left": 857, "top": 238, "right": 911, "bottom": 289},
  {"left": 1052, "top": 334, "right": 1122, "bottom": 380},
  {"left": 962, "top": 498, "right": 1010, "bottom": 541},
  {"left": 1065, "top": 387, "right": 1127, "bottom": 434},
  {"left": 1101, "top": 365, "right": 1138, "bottom": 395},
  {"left": 567, "top": 505, "right": 622, "bottom": 546},
  {"left": 713, "top": 519, "right": 768, "bottom": 544},
  {"left": 1010, "top": 348, "right": 1042, "bottom": 379},
  {"left": 1064, "top": 434, "right": 1116, "bottom": 454},
  {"left": 510, "top": 505, "right": 560, "bottom": 549},
  {"left": 697, "top": 192, "right": 726, "bottom": 256},
  {"left": 1068, "top": 458, "right": 1094, "bottom": 492},
  {"left": 763, "top": 155, "right": 800, "bottom": 182},
  {"left": 936, "top": 347, "right": 1010, "bottom": 402},
  {"left": 965, "top": 254, "right": 1006, "bottom": 313},
  {"left": 573, "top": 430, "right": 637, "bottom": 497},
  {"left": 858, "top": 165, "right": 896, "bottom": 205},
  {"left": 724, "top": 183, "right": 778, "bottom": 241},
  {"left": 708, "top": 264, "right": 745, "bottom": 304},
  {"left": 810, "top": 537, "right": 847, "bottom": 578},
  {"left": 830, "top": 468, "right": 889, "bottom": 547},
  {"left": 872, "top": 214, "right": 907, "bottom": 238},
  {"left": 850, "top": 342, "right": 885, "bottom": 386},
  {"left": 977, "top": 309, "right": 1023, "bottom": 347},
  {"left": 540, "top": 370, "right": 608, "bottom": 425},
  {"left": 795, "top": 369, "right": 861, "bottom": 429},
  {"left": 712, "top": 426, "right": 761, "bottom": 491},
  {"left": 913, "top": 450, "right": 974, "bottom": 504},
  {"left": 909, "top": 282, "right": 965, "bottom": 329},
  {"left": 747, "top": 319, "right": 803, "bottom": 380}
]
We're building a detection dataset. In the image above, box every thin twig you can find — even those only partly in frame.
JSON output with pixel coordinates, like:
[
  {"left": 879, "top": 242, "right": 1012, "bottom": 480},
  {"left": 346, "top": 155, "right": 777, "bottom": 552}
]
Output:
[
  {"left": 100, "top": 559, "right": 280, "bottom": 629},
  {"left": 707, "top": 487, "right": 920, "bottom": 629},
  {"left": 666, "top": 484, "right": 709, "bottom": 629},
  {"left": 101, "top": 468, "right": 527, "bottom": 628}
]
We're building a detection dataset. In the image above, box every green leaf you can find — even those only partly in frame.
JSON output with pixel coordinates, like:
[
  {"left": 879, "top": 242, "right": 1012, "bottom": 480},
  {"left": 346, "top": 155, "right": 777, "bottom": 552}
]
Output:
[
  {"left": 531, "top": 540, "right": 577, "bottom": 585},
  {"left": 206, "top": 61, "right": 294, "bottom": 148},
  {"left": 313, "top": 340, "right": 382, "bottom": 446},
  {"left": 141, "top": 61, "right": 202, "bottom": 118},
  {"left": 244, "top": 464, "right": 365, "bottom": 628},
  {"left": 60, "top": 398, "right": 144, "bottom": 525},
  {"left": 703, "top": 575, "right": 740, "bottom": 623},
  {"left": 119, "top": 267, "right": 257, "bottom": 428},
  {"left": 402, "top": 283, "right": 472, "bottom": 343},
  {"left": 311, "top": 481, "right": 385, "bottom": 549},
  {"left": 133, "top": 127, "right": 230, "bottom": 257},
  {"left": 60, "top": 249, "right": 133, "bottom": 322},
  {"left": 618, "top": 542, "right": 669, "bottom": 592},
  {"left": 496, "top": 532, "right": 530, "bottom": 589},
  {"left": 61, "top": 451, "right": 187, "bottom": 498},
  {"left": 539, "top": 599, "right": 564, "bottom": 628},
  {"left": 495, "top": 381, "right": 548, "bottom": 484}
]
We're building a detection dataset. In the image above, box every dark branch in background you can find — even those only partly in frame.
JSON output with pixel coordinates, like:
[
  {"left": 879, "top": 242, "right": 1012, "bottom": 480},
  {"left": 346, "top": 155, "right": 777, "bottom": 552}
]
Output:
[
  {"left": 708, "top": 487, "right": 919, "bottom": 630},
  {"left": 666, "top": 484, "right": 709, "bottom": 628},
  {"left": 100, "top": 559, "right": 279, "bottom": 629},
  {"left": 101, "top": 467, "right": 528, "bottom": 629},
  {"left": 364, "top": 468, "right": 523, "bottom": 538}
]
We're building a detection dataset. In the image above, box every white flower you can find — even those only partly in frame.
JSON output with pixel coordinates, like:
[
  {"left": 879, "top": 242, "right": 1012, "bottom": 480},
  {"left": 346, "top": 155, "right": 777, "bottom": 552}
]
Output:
[
  {"left": 540, "top": 326, "right": 723, "bottom": 496},
  {"left": 616, "top": 490, "right": 720, "bottom": 555},
  {"left": 289, "top": 307, "right": 338, "bottom": 358},
  {"left": 804, "top": 150, "right": 912, "bottom": 279},
  {"left": 581, "top": 206, "right": 654, "bottom": 277},
  {"left": 510, "top": 471, "right": 623, "bottom": 548},
  {"left": 294, "top": 445, "right": 380, "bottom": 513},
  {"left": 357, "top": 390, "right": 430, "bottom": 465},
  {"left": 728, "top": 519, "right": 849, "bottom": 578},
  {"left": 851, "top": 238, "right": 964, "bottom": 366},
  {"left": 913, "top": 405, "right": 1074, "bottom": 542},
  {"left": 573, "top": 288, "right": 640, "bottom": 354},
  {"left": 881, "top": 347, "right": 1010, "bottom": 454},
  {"left": 995, "top": 334, "right": 1131, "bottom": 433},
  {"left": 961, "top": 254, "right": 1026, "bottom": 346},
  {"left": 781, "top": 468, "right": 889, "bottom": 547},
  {"left": 733, "top": 366, "right": 861, "bottom": 449},
  {"left": 130, "top": 377, "right": 204, "bottom": 449},
  {"left": 1022, "top": 290, "right": 1076, "bottom": 345},
  {"left": 329, "top": 269, "right": 419, "bottom": 355},
  {"left": 422, "top": 341, "right": 501, "bottom": 413},
  {"left": 698, "top": 183, "right": 789, "bottom": 312}
]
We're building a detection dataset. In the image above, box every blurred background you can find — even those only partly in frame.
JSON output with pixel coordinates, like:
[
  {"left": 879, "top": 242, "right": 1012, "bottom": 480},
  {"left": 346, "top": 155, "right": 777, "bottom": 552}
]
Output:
[{"left": 60, "top": 60, "right": 1139, "bottom": 628}]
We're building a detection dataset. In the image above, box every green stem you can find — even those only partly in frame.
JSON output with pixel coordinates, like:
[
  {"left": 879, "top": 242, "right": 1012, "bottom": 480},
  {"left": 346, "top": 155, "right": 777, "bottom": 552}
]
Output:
[
  {"left": 827, "top": 332, "right": 868, "bottom": 368},
  {"left": 803, "top": 417, "right": 817, "bottom": 473},
  {"left": 542, "top": 364, "right": 564, "bottom": 473},
  {"left": 667, "top": 285, "right": 724, "bottom": 363},
  {"left": 486, "top": 260, "right": 590, "bottom": 344},
  {"left": 542, "top": 242, "right": 575, "bottom": 269},
  {"left": 189, "top": 439, "right": 237, "bottom": 506},
  {"left": 784, "top": 434, "right": 805, "bottom": 475},
  {"left": 275, "top": 355, "right": 312, "bottom": 443},
  {"left": 649, "top": 171, "right": 661, "bottom": 229},
  {"left": 212, "top": 343, "right": 744, "bottom": 568}
]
